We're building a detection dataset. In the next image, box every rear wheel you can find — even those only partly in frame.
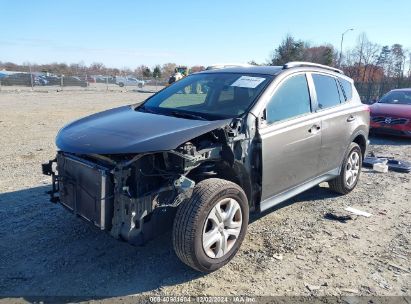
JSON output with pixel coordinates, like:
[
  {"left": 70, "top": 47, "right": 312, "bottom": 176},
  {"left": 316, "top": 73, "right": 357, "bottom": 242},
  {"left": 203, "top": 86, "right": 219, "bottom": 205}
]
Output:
[
  {"left": 172, "top": 178, "right": 249, "bottom": 272},
  {"left": 118, "top": 82, "right": 124, "bottom": 87},
  {"left": 329, "top": 142, "right": 362, "bottom": 194}
]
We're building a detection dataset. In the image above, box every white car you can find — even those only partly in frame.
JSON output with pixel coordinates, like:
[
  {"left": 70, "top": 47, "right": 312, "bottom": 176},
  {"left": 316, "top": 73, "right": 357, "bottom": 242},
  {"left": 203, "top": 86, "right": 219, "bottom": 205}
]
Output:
[
  {"left": 116, "top": 77, "right": 145, "bottom": 88},
  {"left": 205, "top": 63, "right": 252, "bottom": 70}
]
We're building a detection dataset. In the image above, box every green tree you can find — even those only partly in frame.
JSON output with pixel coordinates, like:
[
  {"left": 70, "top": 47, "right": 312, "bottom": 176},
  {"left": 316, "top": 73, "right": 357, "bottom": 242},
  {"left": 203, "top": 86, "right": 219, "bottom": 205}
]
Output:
[
  {"left": 269, "top": 35, "right": 306, "bottom": 65},
  {"left": 152, "top": 65, "right": 161, "bottom": 78},
  {"left": 391, "top": 44, "right": 405, "bottom": 79},
  {"left": 143, "top": 67, "right": 152, "bottom": 78}
]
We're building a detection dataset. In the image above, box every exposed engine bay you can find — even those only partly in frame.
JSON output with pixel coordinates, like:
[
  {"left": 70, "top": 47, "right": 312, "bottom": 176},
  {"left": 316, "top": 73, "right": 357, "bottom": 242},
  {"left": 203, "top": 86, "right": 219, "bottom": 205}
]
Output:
[{"left": 43, "top": 119, "right": 261, "bottom": 245}]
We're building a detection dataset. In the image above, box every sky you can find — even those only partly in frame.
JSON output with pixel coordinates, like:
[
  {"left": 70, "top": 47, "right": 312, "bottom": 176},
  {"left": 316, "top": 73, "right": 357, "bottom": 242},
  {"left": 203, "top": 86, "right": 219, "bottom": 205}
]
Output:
[{"left": 1, "top": 0, "right": 410, "bottom": 68}]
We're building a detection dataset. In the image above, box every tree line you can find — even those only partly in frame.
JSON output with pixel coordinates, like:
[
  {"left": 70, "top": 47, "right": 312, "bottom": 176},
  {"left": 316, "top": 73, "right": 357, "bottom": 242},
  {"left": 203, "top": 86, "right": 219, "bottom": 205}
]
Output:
[
  {"left": 1, "top": 33, "right": 410, "bottom": 101},
  {"left": 265, "top": 34, "right": 411, "bottom": 102}
]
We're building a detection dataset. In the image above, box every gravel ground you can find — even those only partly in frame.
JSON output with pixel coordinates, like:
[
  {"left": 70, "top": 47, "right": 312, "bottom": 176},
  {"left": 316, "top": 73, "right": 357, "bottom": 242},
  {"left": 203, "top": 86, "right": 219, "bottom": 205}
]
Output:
[{"left": 0, "top": 90, "right": 410, "bottom": 302}]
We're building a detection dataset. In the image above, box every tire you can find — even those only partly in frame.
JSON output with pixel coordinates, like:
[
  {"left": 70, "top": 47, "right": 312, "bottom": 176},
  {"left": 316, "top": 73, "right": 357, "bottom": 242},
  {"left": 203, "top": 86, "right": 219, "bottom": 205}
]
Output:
[
  {"left": 172, "top": 178, "right": 249, "bottom": 272},
  {"left": 138, "top": 83, "right": 143, "bottom": 88},
  {"left": 118, "top": 82, "right": 124, "bottom": 87},
  {"left": 329, "top": 142, "right": 362, "bottom": 194}
]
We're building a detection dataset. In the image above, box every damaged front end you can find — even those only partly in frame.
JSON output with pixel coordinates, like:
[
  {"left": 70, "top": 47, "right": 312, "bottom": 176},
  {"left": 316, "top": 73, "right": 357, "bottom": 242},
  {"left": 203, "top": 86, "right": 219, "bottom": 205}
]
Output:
[{"left": 42, "top": 124, "right": 253, "bottom": 245}]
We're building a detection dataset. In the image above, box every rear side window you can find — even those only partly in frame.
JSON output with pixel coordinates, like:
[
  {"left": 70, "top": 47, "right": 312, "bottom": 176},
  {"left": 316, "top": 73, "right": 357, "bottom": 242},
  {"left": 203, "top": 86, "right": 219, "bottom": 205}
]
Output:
[
  {"left": 312, "top": 74, "right": 341, "bottom": 109},
  {"left": 338, "top": 78, "right": 353, "bottom": 101},
  {"left": 266, "top": 74, "right": 311, "bottom": 123}
]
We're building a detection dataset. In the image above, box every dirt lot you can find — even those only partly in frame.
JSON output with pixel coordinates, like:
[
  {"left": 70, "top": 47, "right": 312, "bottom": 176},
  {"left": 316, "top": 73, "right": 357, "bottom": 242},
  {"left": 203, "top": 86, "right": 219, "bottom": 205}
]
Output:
[{"left": 0, "top": 90, "right": 410, "bottom": 301}]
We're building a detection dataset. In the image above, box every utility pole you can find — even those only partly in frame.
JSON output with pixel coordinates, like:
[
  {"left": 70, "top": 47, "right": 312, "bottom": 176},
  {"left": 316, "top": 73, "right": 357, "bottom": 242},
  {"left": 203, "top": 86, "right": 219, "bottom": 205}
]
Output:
[
  {"left": 29, "top": 63, "right": 34, "bottom": 90},
  {"left": 339, "top": 28, "right": 354, "bottom": 67}
]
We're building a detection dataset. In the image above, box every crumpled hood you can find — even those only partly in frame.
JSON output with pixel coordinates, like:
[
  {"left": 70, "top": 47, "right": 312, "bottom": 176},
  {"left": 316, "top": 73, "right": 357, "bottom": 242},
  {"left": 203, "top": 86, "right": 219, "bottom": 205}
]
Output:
[
  {"left": 56, "top": 105, "right": 231, "bottom": 154},
  {"left": 370, "top": 103, "right": 411, "bottom": 118}
]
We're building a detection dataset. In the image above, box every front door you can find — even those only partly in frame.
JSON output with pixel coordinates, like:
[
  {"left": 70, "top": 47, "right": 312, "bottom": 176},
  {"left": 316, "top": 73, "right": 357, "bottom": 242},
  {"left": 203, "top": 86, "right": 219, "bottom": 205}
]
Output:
[{"left": 258, "top": 73, "right": 322, "bottom": 201}]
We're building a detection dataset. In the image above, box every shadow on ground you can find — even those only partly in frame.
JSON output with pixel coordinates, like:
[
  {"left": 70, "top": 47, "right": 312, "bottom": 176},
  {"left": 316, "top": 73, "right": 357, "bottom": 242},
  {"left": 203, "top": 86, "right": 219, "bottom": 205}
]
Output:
[
  {"left": 250, "top": 184, "right": 339, "bottom": 223},
  {"left": 369, "top": 134, "right": 411, "bottom": 146},
  {"left": 0, "top": 186, "right": 203, "bottom": 301},
  {"left": 0, "top": 182, "right": 349, "bottom": 301}
]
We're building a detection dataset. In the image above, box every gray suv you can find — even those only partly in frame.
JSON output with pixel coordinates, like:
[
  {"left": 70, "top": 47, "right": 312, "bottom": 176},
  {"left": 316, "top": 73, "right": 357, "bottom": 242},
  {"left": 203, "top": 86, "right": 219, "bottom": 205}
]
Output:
[{"left": 43, "top": 62, "right": 369, "bottom": 272}]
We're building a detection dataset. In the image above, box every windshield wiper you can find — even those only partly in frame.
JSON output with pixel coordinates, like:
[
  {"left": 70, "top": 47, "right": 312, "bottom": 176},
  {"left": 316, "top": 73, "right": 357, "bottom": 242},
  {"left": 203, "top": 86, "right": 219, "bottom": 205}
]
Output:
[{"left": 170, "top": 111, "right": 207, "bottom": 121}]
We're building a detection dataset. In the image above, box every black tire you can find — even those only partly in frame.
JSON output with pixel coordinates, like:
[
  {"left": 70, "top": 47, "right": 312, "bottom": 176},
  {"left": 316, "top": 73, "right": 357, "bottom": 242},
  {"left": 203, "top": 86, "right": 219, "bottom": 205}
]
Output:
[
  {"left": 172, "top": 178, "right": 249, "bottom": 272},
  {"left": 138, "top": 83, "right": 143, "bottom": 88},
  {"left": 329, "top": 142, "right": 362, "bottom": 194},
  {"left": 118, "top": 82, "right": 124, "bottom": 87}
]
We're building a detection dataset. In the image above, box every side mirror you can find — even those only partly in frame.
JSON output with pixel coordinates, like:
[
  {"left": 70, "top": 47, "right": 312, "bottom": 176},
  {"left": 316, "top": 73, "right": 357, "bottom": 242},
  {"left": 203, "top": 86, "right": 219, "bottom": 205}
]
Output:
[
  {"left": 258, "top": 109, "right": 267, "bottom": 128},
  {"left": 262, "top": 109, "right": 267, "bottom": 120}
]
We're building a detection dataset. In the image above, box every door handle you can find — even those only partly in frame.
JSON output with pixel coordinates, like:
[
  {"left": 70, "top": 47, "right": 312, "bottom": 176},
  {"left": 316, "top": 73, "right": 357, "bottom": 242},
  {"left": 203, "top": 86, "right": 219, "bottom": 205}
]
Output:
[
  {"left": 308, "top": 124, "right": 321, "bottom": 133},
  {"left": 347, "top": 115, "right": 356, "bottom": 122}
]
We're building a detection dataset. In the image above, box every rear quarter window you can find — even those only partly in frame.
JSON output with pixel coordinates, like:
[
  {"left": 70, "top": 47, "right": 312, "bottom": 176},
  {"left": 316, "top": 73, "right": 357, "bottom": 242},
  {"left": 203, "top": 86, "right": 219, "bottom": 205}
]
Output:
[{"left": 338, "top": 78, "right": 353, "bottom": 101}]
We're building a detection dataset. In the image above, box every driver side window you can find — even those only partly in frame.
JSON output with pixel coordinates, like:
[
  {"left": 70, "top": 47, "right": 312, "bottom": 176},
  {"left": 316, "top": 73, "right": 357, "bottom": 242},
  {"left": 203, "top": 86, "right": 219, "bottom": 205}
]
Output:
[{"left": 265, "top": 74, "right": 312, "bottom": 124}]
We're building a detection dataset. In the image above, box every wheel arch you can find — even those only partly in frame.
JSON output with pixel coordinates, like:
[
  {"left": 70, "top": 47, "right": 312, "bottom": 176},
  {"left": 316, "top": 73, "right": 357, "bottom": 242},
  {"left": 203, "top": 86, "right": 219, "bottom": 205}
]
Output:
[
  {"left": 351, "top": 129, "right": 368, "bottom": 158},
  {"left": 211, "top": 160, "right": 253, "bottom": 208},
  {"left": 338, "top": 129, "right": 368, "bottom": 174}
]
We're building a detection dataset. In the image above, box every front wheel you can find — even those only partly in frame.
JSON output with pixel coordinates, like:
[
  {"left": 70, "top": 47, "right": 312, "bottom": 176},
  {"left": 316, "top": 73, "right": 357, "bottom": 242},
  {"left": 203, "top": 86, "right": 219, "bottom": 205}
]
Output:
[
  {"left": 172, "top": 178, "right": 249, "bottom": 272},
  {"left": 329, "top": 142, "right": 362, "bottom": 194}
]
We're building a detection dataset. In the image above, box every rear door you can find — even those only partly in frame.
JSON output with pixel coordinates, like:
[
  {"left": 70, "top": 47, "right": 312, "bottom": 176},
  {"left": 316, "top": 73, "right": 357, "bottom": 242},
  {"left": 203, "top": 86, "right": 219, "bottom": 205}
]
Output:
[
  {"left": 309, "top": 73, "right": 354, "bottom": 174},
  {"left": 258, "top": 73, "right": 321, "bottom": 201}
]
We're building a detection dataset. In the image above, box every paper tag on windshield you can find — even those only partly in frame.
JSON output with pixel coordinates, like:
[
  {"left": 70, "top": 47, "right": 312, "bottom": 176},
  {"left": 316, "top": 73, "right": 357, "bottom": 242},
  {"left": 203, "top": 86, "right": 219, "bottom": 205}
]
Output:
[{"left": 231, "top": 76, "right": 266, "bottom": 88}]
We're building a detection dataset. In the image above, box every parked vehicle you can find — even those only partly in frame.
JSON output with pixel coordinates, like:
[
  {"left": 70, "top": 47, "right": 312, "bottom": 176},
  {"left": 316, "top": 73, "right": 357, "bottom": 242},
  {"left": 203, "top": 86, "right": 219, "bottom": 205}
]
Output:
[
  {"left": 0, "top": 73, "right": 38, "bottom": 86},
  {"left": 116, "top": 76, "right": 145, "bottom": 88},
  {"left": 79, "top": 75, "right": 96, "bottom": 83},
  {"left": 43, "top": 62, "right": 369, "bottom": 272},
  {"left": 62, "top": 76, "right": 88, "bottom": 87},
  {"left": 370, "top": 88, "right": 411, "bottom": 138},
  {"left": 37, "top": 75, "right": 49, "bottom": 86},
  {"left": 95, "top": 76, "right": 116, "bottom": 84},
  {"left": 168, "top": 66, "right": 190, "bottom": 85},
  {"left": 44, "top": 75, "right": 61, "bottom": 86},
  {"left": 206, "top": 63, "right": 252, "bottom": 70}
]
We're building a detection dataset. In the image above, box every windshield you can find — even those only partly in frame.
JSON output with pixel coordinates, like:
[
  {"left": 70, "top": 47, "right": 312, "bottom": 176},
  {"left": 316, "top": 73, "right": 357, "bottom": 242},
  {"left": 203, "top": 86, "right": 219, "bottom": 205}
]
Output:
[
  {"left": 378, "top": 91, "right": 411, "bottom": 105},
  {"left": 138, "top": 73, "right": 273, "bottom": 120}
]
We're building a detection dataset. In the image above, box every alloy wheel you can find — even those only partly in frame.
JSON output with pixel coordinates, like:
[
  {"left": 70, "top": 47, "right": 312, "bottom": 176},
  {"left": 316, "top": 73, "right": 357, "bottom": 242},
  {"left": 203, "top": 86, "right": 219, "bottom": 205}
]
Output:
[
  {"left": 345, "top": 150, "right": 360, "bottom": 187},
  {"left": 202, "top": 198, "right": 242, "bottom": 259}
]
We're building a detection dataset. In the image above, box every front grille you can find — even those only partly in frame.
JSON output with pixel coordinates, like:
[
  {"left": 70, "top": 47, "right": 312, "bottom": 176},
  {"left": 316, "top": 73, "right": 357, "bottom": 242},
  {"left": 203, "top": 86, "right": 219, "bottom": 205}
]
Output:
[
  {"left": 371, "top": 116, "right": 409, "bottom": 125},
  {"left": 56, "top": 153, "right": 114, "bottom": 230}
]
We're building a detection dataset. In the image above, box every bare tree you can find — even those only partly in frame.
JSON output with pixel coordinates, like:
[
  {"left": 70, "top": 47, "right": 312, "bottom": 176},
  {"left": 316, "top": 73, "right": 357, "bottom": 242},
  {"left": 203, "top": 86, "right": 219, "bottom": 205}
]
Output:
[
  {"left": 303, "top": 45, "right": 337, "bottom": 66},
  {"left": 190, "top": 65, "right": 205, "bottom": 73},
  {"left": 161, "top": 63, "right": 177, "bottom": 79}
]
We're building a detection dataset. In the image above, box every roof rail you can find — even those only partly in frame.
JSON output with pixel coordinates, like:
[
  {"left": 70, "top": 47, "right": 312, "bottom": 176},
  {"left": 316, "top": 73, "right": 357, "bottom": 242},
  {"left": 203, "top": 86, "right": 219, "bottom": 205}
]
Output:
[{"left": 283, "top": 61, "right": 344, "bottom": 74}]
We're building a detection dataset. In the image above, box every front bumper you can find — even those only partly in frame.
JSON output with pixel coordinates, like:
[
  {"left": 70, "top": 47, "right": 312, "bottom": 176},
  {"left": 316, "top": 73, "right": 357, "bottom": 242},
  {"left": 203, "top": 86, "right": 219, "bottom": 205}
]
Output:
[
  {"left": 370, "top": 115, "right": 411, "bottom": 137},
  {"left": 370, "top": 122, "right": 411, "bottom": 138},
  {"left": 42, "top": 152, "right": 178, "bottom": 245},
  {"left": 42, "top": 153, "right": 114, "bottom": 230}
]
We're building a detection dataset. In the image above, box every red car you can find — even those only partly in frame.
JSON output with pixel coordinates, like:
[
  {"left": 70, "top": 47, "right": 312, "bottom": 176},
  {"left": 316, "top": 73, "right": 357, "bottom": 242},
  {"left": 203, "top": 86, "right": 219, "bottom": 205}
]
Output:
[{"left": 370, "top": 88, "right": 411, "bottom": 138}]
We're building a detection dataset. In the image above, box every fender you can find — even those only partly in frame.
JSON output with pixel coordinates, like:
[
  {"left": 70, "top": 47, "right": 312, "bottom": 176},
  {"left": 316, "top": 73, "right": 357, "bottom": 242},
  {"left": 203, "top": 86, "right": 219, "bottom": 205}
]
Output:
[{"left": 338, "top": 128, "right": 368, "bottom": 174}]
